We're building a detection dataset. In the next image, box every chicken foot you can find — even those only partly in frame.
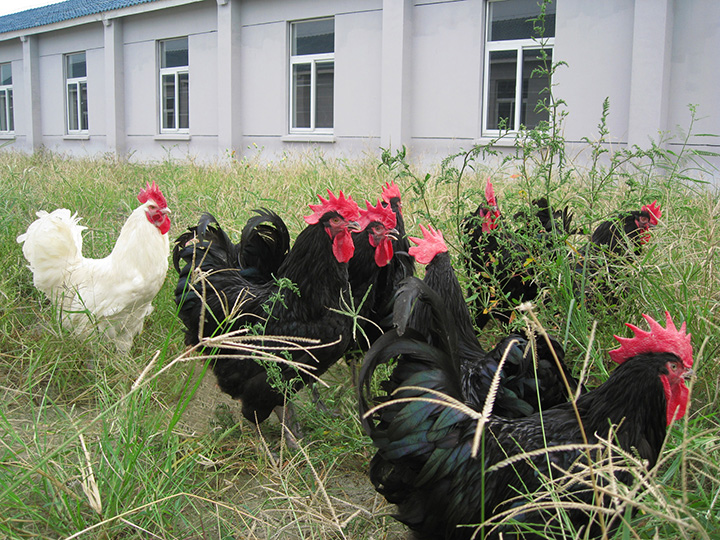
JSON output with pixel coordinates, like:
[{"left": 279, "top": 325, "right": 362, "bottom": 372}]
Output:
[{"left": 273, "top": 403, "right": 303, "bottom": 451}]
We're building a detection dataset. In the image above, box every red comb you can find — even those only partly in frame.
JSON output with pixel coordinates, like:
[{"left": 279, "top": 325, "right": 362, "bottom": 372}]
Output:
[
  {"left": 304, "top": 189, "right": 360, "bottom": 225},
  {"left": 642, "top": 200, "right": 662, "bottom": 226},
  {"left": 137, "top": 181, "right": 168, "bottom": 209},
  {"left": 485, "top": 178, "right": 497, "bottom": 207},
  {"left": 609, "top": 311, "right": 693, "bottom": 368},
  {"left": 408, "top": 224, "right": 447, "bottom": 265},
  {"left": 359, "top": 199, "right": 397, "bottom": 231},
  {"left": 381, "top": 181, "right": 402, "bottom": 204}
]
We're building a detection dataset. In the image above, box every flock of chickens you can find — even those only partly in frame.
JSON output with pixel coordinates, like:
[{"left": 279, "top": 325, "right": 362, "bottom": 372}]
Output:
[{"left": 16, "top": 177, "right": 692, "bottom": 539}]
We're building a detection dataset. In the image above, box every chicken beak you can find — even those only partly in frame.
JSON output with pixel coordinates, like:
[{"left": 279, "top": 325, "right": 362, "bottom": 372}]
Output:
[
  {"left": 388, "top": 228, "right": 399, "bottom": 241},
  {"left": 682, "top": 369, "right": 694, "bottom": 381},
  {"left": 347, "top": 220, "right": 362, "bottom": 233}
]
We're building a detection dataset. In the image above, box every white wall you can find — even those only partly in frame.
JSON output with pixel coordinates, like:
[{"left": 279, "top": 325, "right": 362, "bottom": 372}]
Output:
[
  {"left": 122, "top": 2, "right": 218, "bottom": 161},
  {"left": 335, "top": 9, "right": 382, "bottom": 139},
  {"left": 407, "top": 0, "right": 485, "bottom": 162},
  {"left": 411, "top": 0, "right": 483, "bottom": 140},
  {"left": 34, "top": 25, "right": 105, "bottom": 154},
  {"left": 238, "top": 0, "right": 385, "bottom": 160},
  {"left": 553, "top": 1, "right": 635, "bottom": 145},
  {"left": 668, "top": 0, "right": 720, "bottom": 147},
  {"left": 238, "top": 20, "right": 286, "bottom": 139},
  {"left": 123, "top": 39, "right": 156, "bottom": 137}
]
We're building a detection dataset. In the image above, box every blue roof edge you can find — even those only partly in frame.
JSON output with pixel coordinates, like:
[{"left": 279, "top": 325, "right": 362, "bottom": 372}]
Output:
[{"left": 0, "top": 0, "right": 161, "bottom": 35}]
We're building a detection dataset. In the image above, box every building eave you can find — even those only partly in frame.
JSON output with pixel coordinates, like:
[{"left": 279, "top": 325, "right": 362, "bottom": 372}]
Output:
[{"left": 0, "top": 0, "right": 205, "bottom": 42}]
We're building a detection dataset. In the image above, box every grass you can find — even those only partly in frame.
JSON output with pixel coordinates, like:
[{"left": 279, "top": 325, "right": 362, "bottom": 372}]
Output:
[{"left": 1, "top": 131, "right": 719, "bottom": 539}]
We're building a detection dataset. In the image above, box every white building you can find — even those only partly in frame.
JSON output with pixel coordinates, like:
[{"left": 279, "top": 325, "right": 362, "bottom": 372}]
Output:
[{"left": 0, "top": 0, "right": 717, "bottom": 179}]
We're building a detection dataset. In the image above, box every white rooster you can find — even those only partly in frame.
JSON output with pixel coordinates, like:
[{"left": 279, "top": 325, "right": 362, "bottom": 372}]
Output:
[{"left": 17, "top": 181, "right": 171, "bottom": 352}]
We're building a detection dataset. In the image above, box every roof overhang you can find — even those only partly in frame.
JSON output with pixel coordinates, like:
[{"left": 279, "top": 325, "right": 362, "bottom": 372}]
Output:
[{"left": 0, "top": 0, "right": 206, "bottom": 42}]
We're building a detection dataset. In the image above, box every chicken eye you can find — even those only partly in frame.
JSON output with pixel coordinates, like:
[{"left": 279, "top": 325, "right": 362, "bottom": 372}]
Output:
[{"left": 668, "top": 362, "right": 678, "bottom": 372}]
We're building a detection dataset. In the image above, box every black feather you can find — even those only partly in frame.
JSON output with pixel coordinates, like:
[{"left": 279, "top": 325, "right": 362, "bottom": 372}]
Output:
[
  {"left": 238, "top": 207, "right": 290, "bottom": 283},
  {"left": 174, "top": 209, "right": 354, "bottom": 425},
  {"left": 360, "top": 286, "right": 680, "bottom": 539},
  {"left": 404, "top": 245, "right": 581, "bottom": 418}
]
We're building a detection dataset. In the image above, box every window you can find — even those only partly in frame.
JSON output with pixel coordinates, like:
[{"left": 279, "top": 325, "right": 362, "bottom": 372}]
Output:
[
  {"left": 0, "top": 63, "right": 13, "bottom": 133},
  {"left": 483, "top": 0, "right": 555, "bottom": 134},
  {"left": 289, "top": 18, "right": 334, "bottom": 133},
  {"left": 159, "top": 37, "right": 189, "bottom": 133},
  {"left": 65, "top": 52, "right": 88, "bottom": 133}
]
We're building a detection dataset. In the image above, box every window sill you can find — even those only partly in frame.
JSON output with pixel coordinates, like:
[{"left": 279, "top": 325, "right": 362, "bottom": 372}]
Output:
[
  {"left": 155, "top": 133, "right": 191, "bottom": 141},
  {"left": 282, "top": 134, "right": 336, "bottom": 143},
  {"left": 474, "top": 136, "right": 518, "bottom": 148},
  {"left": 64, "top": 134, "right": 90, "bottom": 140},
  {"left": 0, "top": 133, "right": 15, "bottom": 140}
]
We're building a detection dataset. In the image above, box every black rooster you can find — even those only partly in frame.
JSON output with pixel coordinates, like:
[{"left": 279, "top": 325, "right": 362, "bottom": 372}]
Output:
[
  {"left": 360, "top": 293, "right": 693, "bottom": 539},
  {"left": 462, "top": 179, "right": 535, "bottom": 329},
  {"left": 357, "top": 182, "right": 416, "bottom": 345},
  {"left": 347, "top": 199, "right": 398, "bottom": 349},
  {"left": 404, "top": 224, "right": 580, "bottom": 417},
  {"left": 515, "top": 196, "right": 578, "bottom": 244},
  {"left": 174, "top": 190, "right": 360, "bottom": 439},
  {"left": 587, "top": 200, "right": 661, "bottom": 258},
  {"left": 576, "top": 200, "right": 662, "bottom": 305},
  {"left": 463, "top": 181, "right": 578, "bottom": 329},
  {"left": 374, "top": 181, "right": 416, "bottom": 310}
]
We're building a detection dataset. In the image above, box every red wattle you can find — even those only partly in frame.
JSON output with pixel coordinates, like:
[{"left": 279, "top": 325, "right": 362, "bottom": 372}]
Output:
[
  {"left": 159, "top": 216, "right": 171, "bottom": 235},
  {"left": 482, "top": 215, "right": 499, "bottom": 233},
  {"left": 147, "top": 211, "right": 171, "bottom": 235},
  {"left": 333, "top": 229, "right": 355, "bottom": 263},
  {"left": 662, "top": 374, "right": 689, "bottom": 425},
  {"left": 374, "top": 239, "right": 393, "bottom": 267}
]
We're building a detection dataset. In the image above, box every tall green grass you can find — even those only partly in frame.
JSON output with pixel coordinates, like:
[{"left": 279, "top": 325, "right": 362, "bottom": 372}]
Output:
[{"left": 0, "top": 126, "right": 718, "bottom": 539}]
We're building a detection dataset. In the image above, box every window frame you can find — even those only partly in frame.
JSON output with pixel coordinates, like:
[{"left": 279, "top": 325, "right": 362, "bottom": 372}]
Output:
[
  {"left": 288, "top": 18, "right": 335, "bottom": 135},
  {"left": 158, "top": 37, "right": 189, "bottom": 135},
  {"left": 65, "top": 52, "right": 88, "bottom": 135},
  {"left": 0, "top": 62, "right": 14, "bottom": 134},
  {"left": 481, "top": 1, "right": 555, "bottom": 137}
]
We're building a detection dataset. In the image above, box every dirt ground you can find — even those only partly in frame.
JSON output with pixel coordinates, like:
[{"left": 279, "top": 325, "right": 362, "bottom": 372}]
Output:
[{"left": 171, "top": 364, "right": 406, "bottom": 539}]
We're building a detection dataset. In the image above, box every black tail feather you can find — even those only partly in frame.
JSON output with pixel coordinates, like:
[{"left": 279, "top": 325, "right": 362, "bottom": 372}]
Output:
[{"left": 238, "top": 208, "right": 290, "bottom": 283}]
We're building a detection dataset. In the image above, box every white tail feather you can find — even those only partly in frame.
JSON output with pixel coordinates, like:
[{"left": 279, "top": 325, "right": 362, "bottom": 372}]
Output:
[{"left": 17, "top": 209, "right": 86, "bottom": 296}]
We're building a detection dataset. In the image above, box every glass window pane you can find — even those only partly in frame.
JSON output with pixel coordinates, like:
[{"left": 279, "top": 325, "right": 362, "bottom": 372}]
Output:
[
  {"left": 161, "top": 38, "right": 189, "bottom": 68},
  {"left": 0, "top": 63, "right": 11, "bottom": 85},
  {"left": 520, "top": 49, "right": 551, "bottom": 128},
  {"left": 292, "top": 63, "right": 311, "bottom": 128},
  {"left": 178, "top": 72, "right": 189, "bottom": 129},
  {"left": 292, "top": 19, "right": 334, "bottom": 55},
  {"left": 315, "top": 61, "right": 334, "bottom": 129},
  {"left": 67, "top": 53, "right": 86, "bottom": 78},
  {"left": 80, "top": 81, "right": 88, "bottom": 130},
  {"left": 487, "top": 50, "right": 517, "bottom": 130},
  {"left": 489, "top": 0, "right": 556, "bottom": 41},
  {"left": 8, "top": 88, "right": 13, "bottom": 131},
  {"left": 67, "top": 83, "right": 79, "bottom": 131},
  {"left": 162, "top": 74, "right": 176, "bottom": 129},
  {"left": 0, "top": 91, "right": 7, "bottom": 131}
]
